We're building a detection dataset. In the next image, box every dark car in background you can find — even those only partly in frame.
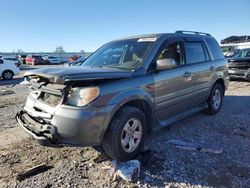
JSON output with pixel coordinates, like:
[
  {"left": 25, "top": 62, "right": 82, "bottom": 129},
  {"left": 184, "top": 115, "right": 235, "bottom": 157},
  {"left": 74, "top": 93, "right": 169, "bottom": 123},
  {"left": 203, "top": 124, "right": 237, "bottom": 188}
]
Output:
[
  {"left": 25, "top": 55, "right": 50, "bottom": 65},
  {"left": 228, "top": 48, "right": 250, "bottom": 80},
  {"left": 20, "top": 55, "right": 27, "bottom": 64}
]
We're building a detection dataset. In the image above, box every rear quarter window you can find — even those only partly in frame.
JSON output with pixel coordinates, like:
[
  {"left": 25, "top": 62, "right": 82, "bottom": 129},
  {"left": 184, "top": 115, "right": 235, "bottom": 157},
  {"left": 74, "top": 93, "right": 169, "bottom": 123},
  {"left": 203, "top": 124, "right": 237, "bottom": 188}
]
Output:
[{"left": 205, "top": 37, "right": 224, "bottom": 60}]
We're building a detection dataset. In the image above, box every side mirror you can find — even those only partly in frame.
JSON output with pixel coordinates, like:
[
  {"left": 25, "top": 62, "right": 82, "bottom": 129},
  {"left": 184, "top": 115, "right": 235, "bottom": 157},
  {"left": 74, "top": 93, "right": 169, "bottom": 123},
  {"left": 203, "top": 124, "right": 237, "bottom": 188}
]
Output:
[{"left": 156, "top": 58, "right": 177, "bottom": 70}]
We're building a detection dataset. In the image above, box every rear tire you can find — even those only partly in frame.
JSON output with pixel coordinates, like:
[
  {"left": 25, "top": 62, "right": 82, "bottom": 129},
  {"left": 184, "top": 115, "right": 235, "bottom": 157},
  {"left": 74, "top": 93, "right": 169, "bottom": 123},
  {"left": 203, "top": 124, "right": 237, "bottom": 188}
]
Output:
[
  {"left": 2, "top": 70, "right": 14, "bottom": 80},
  {"left": 205, "top": 83, "right": 224, "bottom": 115},
  {"left": 102, "top": 106, "right": 147, "bottom": 161}
]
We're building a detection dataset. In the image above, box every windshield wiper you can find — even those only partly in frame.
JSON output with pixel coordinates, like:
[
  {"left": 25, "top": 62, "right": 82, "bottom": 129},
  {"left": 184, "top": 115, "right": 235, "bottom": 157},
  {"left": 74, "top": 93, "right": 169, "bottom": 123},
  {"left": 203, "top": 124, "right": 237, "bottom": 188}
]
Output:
[
  {"left": 105, "top": 65, "right": 131, "bottom": 71},
  {"left": 91, "top": 65, "right": 129, "bottom": 70}
]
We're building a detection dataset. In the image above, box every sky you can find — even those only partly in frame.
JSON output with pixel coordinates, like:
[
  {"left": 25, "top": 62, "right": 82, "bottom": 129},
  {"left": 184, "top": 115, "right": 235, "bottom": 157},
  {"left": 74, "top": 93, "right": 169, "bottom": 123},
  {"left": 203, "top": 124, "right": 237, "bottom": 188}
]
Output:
[{"left": 0, "top": 0, "right": 249, "bottom": 52}]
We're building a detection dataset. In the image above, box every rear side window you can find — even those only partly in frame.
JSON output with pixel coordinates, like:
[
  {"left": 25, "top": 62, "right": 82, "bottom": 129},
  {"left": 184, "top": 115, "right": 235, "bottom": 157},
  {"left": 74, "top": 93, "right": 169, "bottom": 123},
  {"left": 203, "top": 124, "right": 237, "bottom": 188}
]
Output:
[
  {"left": 184, "top": 42, "right": 206, "bottom": 64},
  {"left": 205, "top": 37, "right": 224, "bottom": 60}
]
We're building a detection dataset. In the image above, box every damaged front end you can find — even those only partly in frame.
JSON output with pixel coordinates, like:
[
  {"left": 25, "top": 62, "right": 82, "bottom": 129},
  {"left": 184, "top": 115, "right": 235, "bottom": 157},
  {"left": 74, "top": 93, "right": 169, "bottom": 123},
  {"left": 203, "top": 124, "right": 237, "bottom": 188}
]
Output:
[
  {"left": 16, "top": 68, "right": 123, "bottom": 147},
  {"left": 16, "top": 75, "right": 70, "bottom": 146},
  {"left": 228, "top": 60, "right": 250, "bottom": 80}
]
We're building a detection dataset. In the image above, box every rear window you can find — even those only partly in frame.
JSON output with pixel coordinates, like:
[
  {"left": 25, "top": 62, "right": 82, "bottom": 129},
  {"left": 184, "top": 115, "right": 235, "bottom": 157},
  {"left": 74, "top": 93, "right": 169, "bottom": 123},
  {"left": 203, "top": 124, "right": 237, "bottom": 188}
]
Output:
[
  {"left": 205, "top": 37, "right": 224, "bottom": 60},
  {"left": 184, "top": 42, "right": 206, "bottom": 64}
]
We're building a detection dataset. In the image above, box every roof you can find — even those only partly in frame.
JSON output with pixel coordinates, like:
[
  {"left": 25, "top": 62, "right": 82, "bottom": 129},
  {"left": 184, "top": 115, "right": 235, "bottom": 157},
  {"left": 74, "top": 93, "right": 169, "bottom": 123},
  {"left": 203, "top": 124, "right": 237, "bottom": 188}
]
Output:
[{"left": 112, "top": 31, "right": 212, "bottom": 42}]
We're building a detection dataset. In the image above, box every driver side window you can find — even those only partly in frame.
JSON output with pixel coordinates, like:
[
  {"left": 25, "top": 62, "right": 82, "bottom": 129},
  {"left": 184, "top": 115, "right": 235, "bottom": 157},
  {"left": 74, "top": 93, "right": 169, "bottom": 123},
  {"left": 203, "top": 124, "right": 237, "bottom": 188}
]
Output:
[{"left": 157, "top": 41, "right": 184, "bottom": 66}]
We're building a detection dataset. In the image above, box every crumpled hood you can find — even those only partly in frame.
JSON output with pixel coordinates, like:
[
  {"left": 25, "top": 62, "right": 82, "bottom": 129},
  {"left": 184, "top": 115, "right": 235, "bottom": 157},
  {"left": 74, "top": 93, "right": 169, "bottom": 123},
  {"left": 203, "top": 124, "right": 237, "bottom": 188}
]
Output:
[
  {"left": 24, "top": 66, "right": 132, "bottom": 84},
  {"left": 228, "top": 57, "right": 250, "bottom": 62}
]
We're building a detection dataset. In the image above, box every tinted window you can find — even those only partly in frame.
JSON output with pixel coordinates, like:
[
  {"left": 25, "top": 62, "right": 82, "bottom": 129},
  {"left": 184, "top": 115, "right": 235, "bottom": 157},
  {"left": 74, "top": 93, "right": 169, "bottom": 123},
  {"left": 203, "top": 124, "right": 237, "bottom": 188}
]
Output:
[
  {"left": 205, "top": 37, "right": 224, "bottom": 60},
  {"left": 184, "top": 42, "right": 206, "bottom": 64}
]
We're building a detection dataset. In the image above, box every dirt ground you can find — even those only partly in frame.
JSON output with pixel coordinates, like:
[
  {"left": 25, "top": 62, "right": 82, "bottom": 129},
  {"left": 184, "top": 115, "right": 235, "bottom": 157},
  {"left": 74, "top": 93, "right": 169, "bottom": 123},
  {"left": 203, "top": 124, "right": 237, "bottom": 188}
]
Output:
[{"left": 0, "top": 76, "right": 250, "bottom": 188}]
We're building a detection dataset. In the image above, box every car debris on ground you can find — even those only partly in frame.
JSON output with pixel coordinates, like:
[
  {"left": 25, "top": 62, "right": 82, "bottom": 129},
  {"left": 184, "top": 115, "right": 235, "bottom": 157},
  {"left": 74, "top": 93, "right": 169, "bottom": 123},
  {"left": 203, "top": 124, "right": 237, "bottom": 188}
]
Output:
[
  {"left": 167, "top": 139, "right": 223, "bottom": 154},
  {"left": 109, "top": 160, "right": 141, "bottom": 182},
  {"left": 16, "top": 163, "right": 53, "bottom": 181}
]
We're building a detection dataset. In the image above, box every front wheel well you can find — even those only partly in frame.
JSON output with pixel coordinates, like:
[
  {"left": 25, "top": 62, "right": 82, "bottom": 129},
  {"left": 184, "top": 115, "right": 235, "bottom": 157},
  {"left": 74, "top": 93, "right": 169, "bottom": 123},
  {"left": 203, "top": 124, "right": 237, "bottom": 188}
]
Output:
[{"left": 116, "top": 99, "right": 153, "bottom": 134}]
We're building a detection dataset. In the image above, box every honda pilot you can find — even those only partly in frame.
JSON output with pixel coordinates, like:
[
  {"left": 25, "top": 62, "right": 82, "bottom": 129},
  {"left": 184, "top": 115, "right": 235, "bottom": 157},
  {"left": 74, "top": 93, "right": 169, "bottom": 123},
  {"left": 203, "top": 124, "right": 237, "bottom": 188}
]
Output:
[{"left": 16, "top": 31, "right": 229, "bottom": 161}]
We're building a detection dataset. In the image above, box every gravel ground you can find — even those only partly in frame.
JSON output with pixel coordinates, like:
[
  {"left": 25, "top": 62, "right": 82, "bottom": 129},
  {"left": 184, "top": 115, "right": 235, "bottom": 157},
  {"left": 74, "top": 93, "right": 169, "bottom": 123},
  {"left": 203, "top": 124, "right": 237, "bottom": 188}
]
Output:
[{"left": 0, "top": 75, "right": 250, "bottom": 188}]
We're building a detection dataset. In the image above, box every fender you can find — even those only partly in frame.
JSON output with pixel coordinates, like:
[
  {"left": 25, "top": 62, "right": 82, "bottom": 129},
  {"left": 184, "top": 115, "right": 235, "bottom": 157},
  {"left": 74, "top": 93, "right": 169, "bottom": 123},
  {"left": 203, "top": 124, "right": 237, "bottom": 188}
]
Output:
[
  {"left": 107, "top": 88, "right": 155, "bottom": 117},
  {"left": 210, "top": 59, "right": 230, "bottom": 91}
]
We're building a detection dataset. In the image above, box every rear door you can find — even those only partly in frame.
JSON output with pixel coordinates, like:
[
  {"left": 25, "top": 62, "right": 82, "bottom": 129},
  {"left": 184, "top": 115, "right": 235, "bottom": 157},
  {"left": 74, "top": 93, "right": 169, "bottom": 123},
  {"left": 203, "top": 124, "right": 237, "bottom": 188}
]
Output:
[{"left": 182, "top": 38, "right": 212, "bottom": 106}]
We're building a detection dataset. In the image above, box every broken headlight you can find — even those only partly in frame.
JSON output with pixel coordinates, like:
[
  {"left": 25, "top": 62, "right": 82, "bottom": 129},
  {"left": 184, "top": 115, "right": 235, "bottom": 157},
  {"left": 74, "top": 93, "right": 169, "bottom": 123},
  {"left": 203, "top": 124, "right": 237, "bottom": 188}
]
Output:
[{"left": 66, "top": 87, "right": 100, "bottom": 106}]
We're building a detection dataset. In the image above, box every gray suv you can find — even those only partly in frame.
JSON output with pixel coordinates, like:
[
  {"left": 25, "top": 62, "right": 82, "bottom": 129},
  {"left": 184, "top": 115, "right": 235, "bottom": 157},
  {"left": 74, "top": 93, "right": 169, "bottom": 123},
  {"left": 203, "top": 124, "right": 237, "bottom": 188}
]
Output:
[{"left": 16, "top": 31, "right": 229, "bottom": 161}]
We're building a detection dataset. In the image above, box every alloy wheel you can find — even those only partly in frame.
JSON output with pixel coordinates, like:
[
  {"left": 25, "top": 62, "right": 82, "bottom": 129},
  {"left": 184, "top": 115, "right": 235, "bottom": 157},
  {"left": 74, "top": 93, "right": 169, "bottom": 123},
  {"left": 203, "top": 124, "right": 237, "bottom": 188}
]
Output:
[{"left": 121, "top": 118, "right": 143, "bottom": 153}]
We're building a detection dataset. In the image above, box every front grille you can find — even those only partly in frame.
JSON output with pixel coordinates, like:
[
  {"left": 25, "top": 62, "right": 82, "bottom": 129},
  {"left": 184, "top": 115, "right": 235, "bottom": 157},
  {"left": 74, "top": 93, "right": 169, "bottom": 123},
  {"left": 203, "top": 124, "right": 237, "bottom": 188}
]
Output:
[
  {"left": 41, "top": 93, "right": 62, "bottom": 107},
  {"left": 28, "top": 79, "right": 66, "bottom": 107},
  {"left": 228, "top": 62, "right": 250, "bottom": 68}
]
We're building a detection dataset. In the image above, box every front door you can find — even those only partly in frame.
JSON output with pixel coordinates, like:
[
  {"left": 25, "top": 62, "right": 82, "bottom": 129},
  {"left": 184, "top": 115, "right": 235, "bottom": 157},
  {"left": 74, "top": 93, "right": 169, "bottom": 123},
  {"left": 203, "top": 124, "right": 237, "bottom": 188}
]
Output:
[{"left": 153, "top": 38, "right": 193, "bottom": 120}]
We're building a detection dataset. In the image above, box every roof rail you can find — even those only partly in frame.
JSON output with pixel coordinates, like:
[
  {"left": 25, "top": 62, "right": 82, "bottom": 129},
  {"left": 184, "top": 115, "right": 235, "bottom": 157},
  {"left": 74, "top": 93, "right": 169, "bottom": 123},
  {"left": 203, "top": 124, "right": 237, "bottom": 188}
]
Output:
[{"left": 175, "top": 30, "right": 211, "bottom": 36}]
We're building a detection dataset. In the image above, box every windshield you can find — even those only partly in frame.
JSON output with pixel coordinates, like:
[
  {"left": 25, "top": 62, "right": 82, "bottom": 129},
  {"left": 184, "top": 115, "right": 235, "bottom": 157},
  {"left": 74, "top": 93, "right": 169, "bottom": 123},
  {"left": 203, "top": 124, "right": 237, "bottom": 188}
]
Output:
[
  {"left": 233, "top": 49, "right": 250, "bottom": 58},
  {"left": 82, "top": 40, "right": 154, "bottom": 70}
]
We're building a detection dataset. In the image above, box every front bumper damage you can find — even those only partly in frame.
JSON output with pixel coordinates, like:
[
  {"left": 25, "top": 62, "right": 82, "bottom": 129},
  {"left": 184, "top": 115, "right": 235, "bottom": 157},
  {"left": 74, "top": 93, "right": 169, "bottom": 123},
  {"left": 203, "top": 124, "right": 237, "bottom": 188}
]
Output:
[
  {"left": 228, "top": 66, "right": 250, "bottom": 80},
  {"left": 16, "top": 102, "right": 113, "bottom": 147},
  {"left": 16, "top": 110, "right": 61, "bottom": 147},
  {"left": 15, "top": 88, "right": 114, "bottom": 147}
]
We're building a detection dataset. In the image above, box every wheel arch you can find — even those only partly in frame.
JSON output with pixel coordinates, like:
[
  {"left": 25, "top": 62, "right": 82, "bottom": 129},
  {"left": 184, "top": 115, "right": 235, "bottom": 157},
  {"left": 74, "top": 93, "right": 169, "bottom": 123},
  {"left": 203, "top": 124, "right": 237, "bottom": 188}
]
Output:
[
  {"left": 103, "top": 93, "right": 155, "bottom": 141},
  {"left": 118, "top": 99, "right": 154, "bottom": 134},
  {"left": 214, "top": 78, "right": 225, "bottom": 96}
]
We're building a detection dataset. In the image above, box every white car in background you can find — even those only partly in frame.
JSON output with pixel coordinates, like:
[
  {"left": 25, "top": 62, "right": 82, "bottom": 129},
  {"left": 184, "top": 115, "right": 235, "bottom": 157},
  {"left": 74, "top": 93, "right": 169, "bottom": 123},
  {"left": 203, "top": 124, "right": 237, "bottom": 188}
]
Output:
[
  {"left": 0, "top": 58, "right": 20, "bottom": 80},
  {"left": 48, "top": 56, "right": 61, "bottom": 64},
  {"left": 43, "top": 55, "right": 61, "bottom": 64},
  {"left": 3, "top": 57, "right": 21, "bottom": 67}
]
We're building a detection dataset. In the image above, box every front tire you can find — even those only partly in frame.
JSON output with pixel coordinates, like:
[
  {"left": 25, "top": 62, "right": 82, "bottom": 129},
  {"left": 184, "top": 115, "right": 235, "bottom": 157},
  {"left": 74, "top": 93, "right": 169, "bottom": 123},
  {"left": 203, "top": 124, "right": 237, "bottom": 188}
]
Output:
[
  {"left": 2, "top": 70, "right": 14, "bottom": 80},
  {"left": 102, "top": 106, "right": 147, "bottom": 161},
  {"left": 205, "top": 83, "right": 224, "bottom": 115}
]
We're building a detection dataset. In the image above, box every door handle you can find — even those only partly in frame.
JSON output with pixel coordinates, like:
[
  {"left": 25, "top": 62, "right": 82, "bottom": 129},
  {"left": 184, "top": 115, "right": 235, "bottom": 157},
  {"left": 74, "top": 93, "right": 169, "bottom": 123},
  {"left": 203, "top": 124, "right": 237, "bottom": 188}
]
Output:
[
  {"left": 183, "top": 71, "right": 192, "bottom": 77},
  {"left": 210, "top": 66, "right": 215, "bottom": 70}
]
